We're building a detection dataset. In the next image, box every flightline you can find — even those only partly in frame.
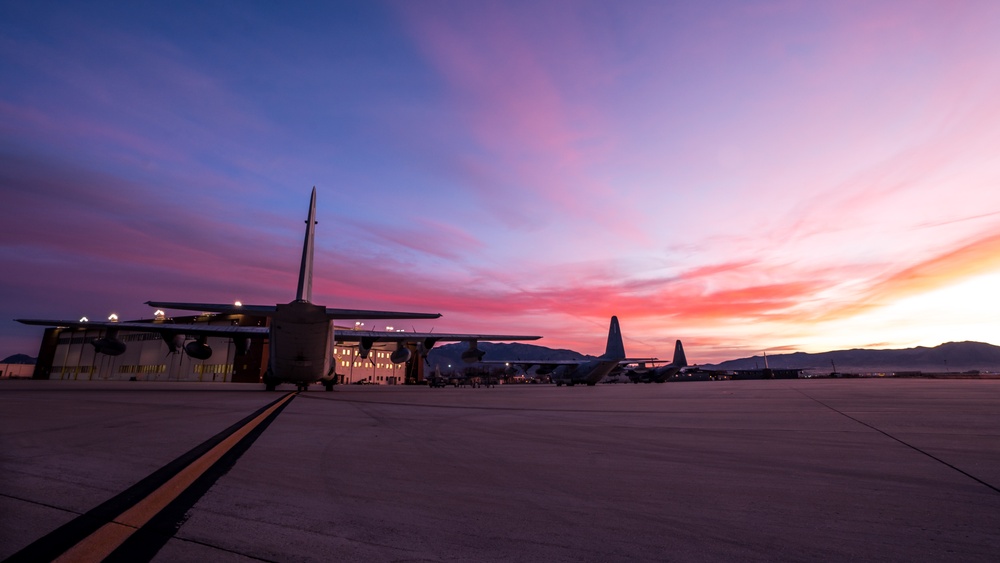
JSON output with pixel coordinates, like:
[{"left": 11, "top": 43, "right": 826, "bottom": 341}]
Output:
[
  {"left": 5, "top": 392, "right": 297, "bottom": 563},
  {"left": 793, "top": 387, "right": 1000, "bottom": 496}
]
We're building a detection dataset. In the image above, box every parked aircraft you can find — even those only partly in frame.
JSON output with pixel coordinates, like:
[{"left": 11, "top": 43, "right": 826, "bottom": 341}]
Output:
[
  {"left": 625, "top": 340, "right": 688, "bottom": 383},
  {"left": 487, "top": 316, "right": 648, "bottom": 386},
  {"left": 17, "top": 188, "right": 540, "bottom": 391}
]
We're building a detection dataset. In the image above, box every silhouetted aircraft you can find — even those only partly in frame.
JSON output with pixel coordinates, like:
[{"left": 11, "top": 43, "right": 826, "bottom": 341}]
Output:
[
  {"left": 486, "top": 316, "right": 651, "bottom": 386},
  {"left": 17, "top": 188, "right": 540, "bottom": 391},
  {"left": 625, "top": 340, "right": 688, "bottom": 383}
]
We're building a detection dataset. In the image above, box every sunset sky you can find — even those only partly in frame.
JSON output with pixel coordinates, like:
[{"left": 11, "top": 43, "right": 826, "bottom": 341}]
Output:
[{"left": 3, "top": 1, "right": 1000, "bottom": 363}]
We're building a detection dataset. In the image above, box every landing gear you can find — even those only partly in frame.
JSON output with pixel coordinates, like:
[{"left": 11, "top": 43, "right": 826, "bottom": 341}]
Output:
[
  {"left": 263, "top": 369, "right": 279, "bottom": 391},
  {"left": 295, "top": 382, "right": 308, "bottom": 392},
  {"left": 322, "top": 379, "right": 335, "bottom": 392}
]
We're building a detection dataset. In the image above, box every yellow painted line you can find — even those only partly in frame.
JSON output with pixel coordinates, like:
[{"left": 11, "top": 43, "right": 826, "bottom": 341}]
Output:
[{"left": 54, "top": 392, "right": 297, "bottom": 563}]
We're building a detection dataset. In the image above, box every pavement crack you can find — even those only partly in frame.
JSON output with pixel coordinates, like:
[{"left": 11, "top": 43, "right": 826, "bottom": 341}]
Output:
[
  {"left": 0, "top": 492, "right": 82, "bottom": 515},
  {"left": 793, "top": 387, "right": 1000, "bottom": 495}
]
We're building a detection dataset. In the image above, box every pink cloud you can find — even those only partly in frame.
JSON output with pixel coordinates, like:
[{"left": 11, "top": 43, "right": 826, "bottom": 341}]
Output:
[
  {"left": 397, "top": 3, "right": 651, "bottom": 244},
  {"left": 337, "top": 216, "right": 486, "bottom": 262}
]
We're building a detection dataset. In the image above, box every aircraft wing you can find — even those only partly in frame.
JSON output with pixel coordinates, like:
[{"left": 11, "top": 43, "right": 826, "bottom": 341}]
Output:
[
  {"left": 335, "top": 330, "right": 540, "bottom": 343},
  {"left": 481, "top": 359, "right": 582, "bottom": 366},
  {"left": 621, "top": 358, "right": 662, "bottom": 365},
  {"left": 482, "top": 357, "right": 656, "bottom": 366},
  {"left": 15, "top": 319, "right": 270, "bottom": 337},
  {"left": 323, "top": 308, "right": 441, "bottom": 320},
  {"left": 146, "top": 301, "right": 278, "bottom": 315},
  {"left": 147, "top": 301, "right": 441, "bottom": 321}
]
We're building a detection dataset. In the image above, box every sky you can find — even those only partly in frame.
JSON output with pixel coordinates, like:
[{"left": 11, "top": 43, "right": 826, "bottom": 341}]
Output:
[{"left": 3, "top": 0, "right": 1000, "bottom": 364}]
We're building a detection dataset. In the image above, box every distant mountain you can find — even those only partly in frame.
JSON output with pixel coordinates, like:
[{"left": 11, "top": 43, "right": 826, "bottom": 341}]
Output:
[
  {"left": 426, "top": 341, "right": 1000, "bottom": 374},
  {"left": 703, "top": 341, "right": 1000, "bottom": 373},
  {"left": 2, "top": 354, "right": 36, "bottom": 365},
  {"left": 426, "top": 342, "right": 589, "bottom": 369}
]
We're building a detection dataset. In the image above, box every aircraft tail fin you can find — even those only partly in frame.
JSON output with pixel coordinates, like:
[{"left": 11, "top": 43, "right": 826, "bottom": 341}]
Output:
[
  {"left": 296, "top": 187, "right": 317, "bottom": 303},
  {"left": 673, "top": 340, "right": 688, "bottom": 367},
  {"left": 602, "top": 316, "right": 626, "bottom": 360}
]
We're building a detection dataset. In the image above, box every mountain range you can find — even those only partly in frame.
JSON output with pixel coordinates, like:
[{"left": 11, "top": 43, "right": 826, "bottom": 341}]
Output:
[
  {"left": 705, "top": 341, "right": 1000, "bottom": 373},
  {"left": 426, "top": 342, "right": 587, "bottom": 369},
  {"left": 427, "top": 341, "right": 1000, "bottom": 374},
  {"left": 1, "top": 354, "right": 36, "bottom": 365}
]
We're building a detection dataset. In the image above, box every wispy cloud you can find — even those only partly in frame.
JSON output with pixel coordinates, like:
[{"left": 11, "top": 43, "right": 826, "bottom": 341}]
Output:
[{"left": 4, "top": 2, "right": 1000, "bottom": 363}]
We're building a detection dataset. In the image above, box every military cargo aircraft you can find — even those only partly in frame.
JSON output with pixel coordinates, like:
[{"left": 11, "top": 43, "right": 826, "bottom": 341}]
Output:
[{"left": 18, "top": 188, "right": 540, "bottom": 391}]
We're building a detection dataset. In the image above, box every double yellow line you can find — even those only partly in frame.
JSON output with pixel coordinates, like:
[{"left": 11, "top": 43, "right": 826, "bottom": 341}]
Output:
[{"left": 50, "top": 391, "right": 296, "bottom": 562}]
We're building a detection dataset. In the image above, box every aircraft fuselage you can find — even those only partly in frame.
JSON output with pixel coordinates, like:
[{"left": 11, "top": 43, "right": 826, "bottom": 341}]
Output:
[
  {"left": 268, "top": 300, "right": 332, "bottom": 387},
  {"left": 555, "top": 359, "right": 621, "bottom": 386}
]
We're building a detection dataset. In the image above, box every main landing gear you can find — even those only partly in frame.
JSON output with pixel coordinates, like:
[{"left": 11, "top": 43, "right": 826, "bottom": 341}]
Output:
[
  {"left": 264, "top": 370, "right": 279, "bottom": 391},
  {"left": 294, "top": 381, "right": 334, "bottom": 392}
]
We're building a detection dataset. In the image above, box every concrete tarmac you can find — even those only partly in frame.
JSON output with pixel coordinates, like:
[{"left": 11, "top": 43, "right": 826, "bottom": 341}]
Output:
[{"left": 1, "top": 378, "right": 999, "bottom": 561}]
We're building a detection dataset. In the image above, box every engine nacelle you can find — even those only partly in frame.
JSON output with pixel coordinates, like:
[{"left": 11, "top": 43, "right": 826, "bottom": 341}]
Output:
[
  {"left": 418, "top": 338, "right": 438, "bottom": 357},
  {"left": 160, "top": 332, "right": 184, "bottom": 354},
  {"left": 184, "top": 337, "right": 213, "bottom": 361},
  {"left": 233, "top": 336, "right": 252, "bottom": 357},
  {"left": 357, "top": 337, "right": 375, "bottom": 360},
  {"left": 390, "top": 345, "right": 411, "bottom": 364},
  {"left": 461, "top": 341, "right": 485, "bottom": 363},
  {"left": 92, "top": 337, "right": 126, "bottom": 356}
]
